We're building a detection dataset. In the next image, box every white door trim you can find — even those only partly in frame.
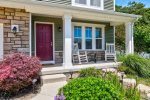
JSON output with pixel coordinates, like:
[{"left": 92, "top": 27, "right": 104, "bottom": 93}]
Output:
[
  {"left": 34, "top": 21, "right": 55, "bottom": 64},
  {"left": 0, "top": 23, "right": 3, "bottom": 59}
]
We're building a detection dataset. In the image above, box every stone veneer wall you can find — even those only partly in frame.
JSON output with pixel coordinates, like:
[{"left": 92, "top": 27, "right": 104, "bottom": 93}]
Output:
[
  {"left": 0, "top": 7, "right": 29, "bottom": 54},
  {"left": 55, "top": 51, "right": 105, "bottom": 64},
  {"left": 55, "top": 51, "right": 63, "bottom": 63}
]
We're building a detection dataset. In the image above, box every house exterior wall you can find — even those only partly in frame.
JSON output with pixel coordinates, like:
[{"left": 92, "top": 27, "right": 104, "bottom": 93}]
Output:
[
  {"left": 32, "top": 16, "right": 63, "bottom": 52},
  {"left": 31, "top": 16, "right": 114, "bottom": 63},
  {"left": 0, "top": 7, "right": 29, "bottom": 54},
  {"left": 35, "top": 0, "right": 114, "bottom": 11},
  {"left": 32, "top": 16, "right": 63, "bottom": 63}
]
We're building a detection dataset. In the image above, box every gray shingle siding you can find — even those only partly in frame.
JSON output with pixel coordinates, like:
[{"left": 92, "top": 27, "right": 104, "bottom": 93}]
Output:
[
  {"left": 36, "top": 0, "right": 114, "bottom": 11},
  {"left": 104, "top": 0, "right": 114, "bottom": 11}
]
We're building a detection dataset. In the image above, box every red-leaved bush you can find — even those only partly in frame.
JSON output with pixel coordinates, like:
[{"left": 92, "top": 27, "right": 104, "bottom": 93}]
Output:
[{"left": 0, "top": 53, "right": 42, "bottom": 92}]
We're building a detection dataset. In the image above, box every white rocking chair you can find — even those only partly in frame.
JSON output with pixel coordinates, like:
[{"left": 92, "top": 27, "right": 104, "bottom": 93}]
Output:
[
  {"left": 72, "top": 43, "right": 88, "bottom": 64},
  {"left": 105, "top": 43, "right": 117, "bottom": 62}
]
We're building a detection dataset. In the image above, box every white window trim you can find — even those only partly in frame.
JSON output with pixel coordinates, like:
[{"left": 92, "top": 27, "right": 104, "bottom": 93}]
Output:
[
  {"left": 72, "top": 22, "right": 105, "bottom": 51},
  {"left": 0, "top": 23, "right": 3, "bottom": 59},
  {"left": 72, "top": 0, "right": 104, "bottom": 10}
]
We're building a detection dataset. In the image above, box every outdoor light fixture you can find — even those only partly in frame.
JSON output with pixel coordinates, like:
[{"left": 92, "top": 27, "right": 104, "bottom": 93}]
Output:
[
  {"left": 58, "top": 26, "right": 62, "bottom": 32},
  {"left": 11, "top": 25, "right": 19, "bottom": 34}
]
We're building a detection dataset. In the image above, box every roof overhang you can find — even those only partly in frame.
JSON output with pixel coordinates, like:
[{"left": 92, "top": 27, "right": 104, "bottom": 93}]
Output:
[{"left": 0, "top": 0, "right": 142, "bottom": 25}]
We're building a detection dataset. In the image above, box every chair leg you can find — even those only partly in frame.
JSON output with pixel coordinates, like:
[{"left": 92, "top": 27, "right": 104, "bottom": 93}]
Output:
[
  {"left": 105, "top": 55, "right": 107, "bottom": 61},
  {"left": 114, "top": 55, "right": 117, "bottom": 62}
]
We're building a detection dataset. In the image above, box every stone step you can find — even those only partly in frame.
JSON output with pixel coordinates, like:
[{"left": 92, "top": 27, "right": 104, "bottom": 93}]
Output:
[
  {"left": 102, "top": 68, "right": 117, "bottom": 73},
  {"left": 41, "top": 74, "right": 66, "bottom": 84},
  {"left": 137, "top": 84, "right": 150, "bottom": 93},
  {"left": 147, "top": 93, "right": 150, "bottom": 99},
  {"left": 123, "top": 78, "right": 136, "bottom": 87}
]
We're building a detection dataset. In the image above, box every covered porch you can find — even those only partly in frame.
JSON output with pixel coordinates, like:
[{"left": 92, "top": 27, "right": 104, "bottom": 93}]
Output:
[{"left": 27, "top": 2, "right": 138, "bottom": 68}]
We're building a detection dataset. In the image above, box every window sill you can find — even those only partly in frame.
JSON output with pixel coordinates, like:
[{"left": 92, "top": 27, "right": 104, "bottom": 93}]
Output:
[
  {"left": 79, "top": 49, "right": 105, "bottom": 51},
  {"left": 72, "top": 4, "right": 103, "bottom": 10}
]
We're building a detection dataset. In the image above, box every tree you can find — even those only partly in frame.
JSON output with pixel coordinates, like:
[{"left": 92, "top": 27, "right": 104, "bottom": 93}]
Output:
[{"left": 116, "top": 2, "right": 150, "bottom": 53}]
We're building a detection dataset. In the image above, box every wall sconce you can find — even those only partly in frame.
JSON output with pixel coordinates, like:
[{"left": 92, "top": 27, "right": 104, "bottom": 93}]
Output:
[
  {"left": 11, "top": 25, "right": 19, "bottom": 34},
  {"left": 58, "top": 26, "right": 62, "bottom": 32}
]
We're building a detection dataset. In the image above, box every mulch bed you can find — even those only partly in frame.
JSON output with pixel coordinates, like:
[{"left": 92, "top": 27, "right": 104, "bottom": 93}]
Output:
[{"left": 0, "top": 78, "right": 42, "bottom": 100}]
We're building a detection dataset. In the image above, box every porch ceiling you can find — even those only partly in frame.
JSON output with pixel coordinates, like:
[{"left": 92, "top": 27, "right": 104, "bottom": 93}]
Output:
[{"left": 0, "top": 0, "right": 141, "bottom": 24}]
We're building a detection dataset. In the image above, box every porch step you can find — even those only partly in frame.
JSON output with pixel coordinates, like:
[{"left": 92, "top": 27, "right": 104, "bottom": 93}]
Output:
[
  {"left": 41, "top": 62, "right": 121, "bottom": 75},
  {"left": 41, "top": 74, "right": 66, "bottom": 84}
]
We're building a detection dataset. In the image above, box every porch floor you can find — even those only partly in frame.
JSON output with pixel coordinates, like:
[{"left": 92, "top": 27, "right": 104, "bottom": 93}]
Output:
[{"left": 41, "top": 61, "right": 122, "bottom": 75}]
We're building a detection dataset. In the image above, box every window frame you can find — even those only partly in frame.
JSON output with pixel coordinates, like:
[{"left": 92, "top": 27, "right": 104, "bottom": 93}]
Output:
[
  {"left": 72, "top": 0, "right": 104, "bottom": 10},
  {"left": 85, "top": 27, "right": 93, "bottom": 50},
  {"left": 74, "top": 26, "right": 82, "bottom": 49},
  {"left": 95, "top": 27, "right": 103, "bottom": 49},
  {"left": 72, "top": 22, "right": 105, "bottom": 51}
]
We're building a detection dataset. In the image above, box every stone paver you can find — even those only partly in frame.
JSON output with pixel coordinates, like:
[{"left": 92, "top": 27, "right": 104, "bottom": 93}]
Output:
[
  {"left": 137, "top": 84, "right": 150, "bottom": 93},
  {"left": 31, "top": 81, "right": 67, "bottom": 100},
  {"left": 147, "top": 93, "right": 150, "bottom": 99},
  {"left": 117, "top": 72, "right": 126, "bottom": 79},
  {"left": 123, "top": 78, "right": 136, "bottom": 87},
  {"left": 102, "top": 68, "right": 117, "bottom": 73}
]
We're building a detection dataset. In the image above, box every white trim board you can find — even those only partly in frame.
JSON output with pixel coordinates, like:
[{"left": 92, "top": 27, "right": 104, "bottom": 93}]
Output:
[
  {"left": 34, "top": 21, "right": 55, "bottom": 64},
  {"left": 0, "top": 23, "right": 3, "bottom": 59},
  {"left": 72, "top": 22, "right": 105, "bottom": 51}
]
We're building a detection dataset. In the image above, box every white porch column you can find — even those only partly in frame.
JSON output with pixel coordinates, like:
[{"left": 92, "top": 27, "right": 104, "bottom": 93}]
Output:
[
  {"left": 0, "top": 23, "right": 3, "bottom": 59},
  {"left": 63, "top": 15, "right": 72, "bottom": 67},
  {"left": 125, "top": 22, "right": 134, "bottom": 54}
]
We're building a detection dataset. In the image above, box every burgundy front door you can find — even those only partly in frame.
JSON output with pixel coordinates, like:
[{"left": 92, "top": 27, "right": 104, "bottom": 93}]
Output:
[{"left": 36, "top": 23, "right": 53, "bottom": 61}]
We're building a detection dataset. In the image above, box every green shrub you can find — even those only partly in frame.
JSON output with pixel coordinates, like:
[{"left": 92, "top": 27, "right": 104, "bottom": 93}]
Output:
[
  {"left": 118, "top": 66, "right": 136, "bottom": 75},
  {"left": 123, "top": 54, "right": 150, "bottom": 77},
  {"left": 79, "top": 67, "right": 102, "bottom": 78},
  {"left": 60, "top": 77, "right": 124, "bottom": 100},
  {"left": 125, "top": 87, "right": 141, "bottom": 100},
  {"left": 117, "top": 54, "right": 126, "bottom": 62}
]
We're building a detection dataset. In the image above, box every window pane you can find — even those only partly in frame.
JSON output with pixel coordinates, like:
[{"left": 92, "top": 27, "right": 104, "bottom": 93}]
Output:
[
  {"left": 74, "top": 38, "right": 82, "bottom": 49},
  {"left": 90, "top": 0, "right": 100, "bottom": 7},
  {"left": 74, "top": 26, "right": 82, "bottom": 49},
  {"left": 96, "top": 28, "right": 102, "bottom": 38},
  {"left": 86, "top": 39, "right": 92, "bottom": 49},
  {"left": 74, "top": 26, "right": 82, "bottom": 38},
  {"left": 75, "top": 0, "right": 86, "bottom": 4},
  {"left": 96, "top": 39, "right": 102, "bottom": 49},
  {"left": 85, "top": 27, "right": 92, "bottom": 38},
  {"left": 85, "top": 27, "right": 92, "bottom": 49}
]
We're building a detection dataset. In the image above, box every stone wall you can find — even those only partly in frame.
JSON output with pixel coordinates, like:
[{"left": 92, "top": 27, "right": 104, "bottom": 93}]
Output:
[
  {"left": 55, "top": 51, "right": 105, "bottom": 64},
  {"left": 0, "top": 7, "right": 29, "bottom": 54},
  {"left": 55, "top": 51, "right": 63, "bottom": 63}
]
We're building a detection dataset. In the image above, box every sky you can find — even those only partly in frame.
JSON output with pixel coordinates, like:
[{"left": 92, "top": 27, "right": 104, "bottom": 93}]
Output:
[{"left": 116, "top": 0, "right": 150, "bottom": 8}]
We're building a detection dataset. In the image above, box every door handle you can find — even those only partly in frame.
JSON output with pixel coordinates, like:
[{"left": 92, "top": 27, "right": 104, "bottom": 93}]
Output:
[{"left": 51, "top": 42, "right": 53, "bottom": 46}]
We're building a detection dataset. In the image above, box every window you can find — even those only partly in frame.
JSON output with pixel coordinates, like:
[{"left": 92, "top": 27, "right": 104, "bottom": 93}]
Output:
[
  {"left": 90, "top": 0, "right": 101, "bottom": 7},
  {"left": 72, "top": 0, "right": 103, "bottom": 10},
  {"left": 85, "top": 27, "right": 92, "bottom": 49},
  {"left": 74, "top": 26, "right": 82, "bottom": 49},
  {"left": 75, "top": 0, "right": 87, "bottom": 5},
  {"left": 73, "top": 23, "right": 105, "bottom": 50},
  {"left": 95, "top": 28, "right": 102, "bottom": 49}
]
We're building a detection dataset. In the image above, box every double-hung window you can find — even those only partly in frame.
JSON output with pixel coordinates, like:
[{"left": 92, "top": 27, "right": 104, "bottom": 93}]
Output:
[
  {"left": 72, "top": 0, "right": 103, "bottom": 10},
  {"left": 73, "top": 23, "right": 105, "bottom": 50},
  {"left": 95, "top": 28, "right": 102, "bottom": 49},
  {"left": 90, "top": 0, "right": 101, "bottom": 7},
  {"left": 74, "top": 26, "right": 82, "bottom": 49},
  {"left": 75, "top": 0, "right": 87, "bottom": 5},
  {"left": 85, "top": 27, "right": 92, "bottom": 49}
]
